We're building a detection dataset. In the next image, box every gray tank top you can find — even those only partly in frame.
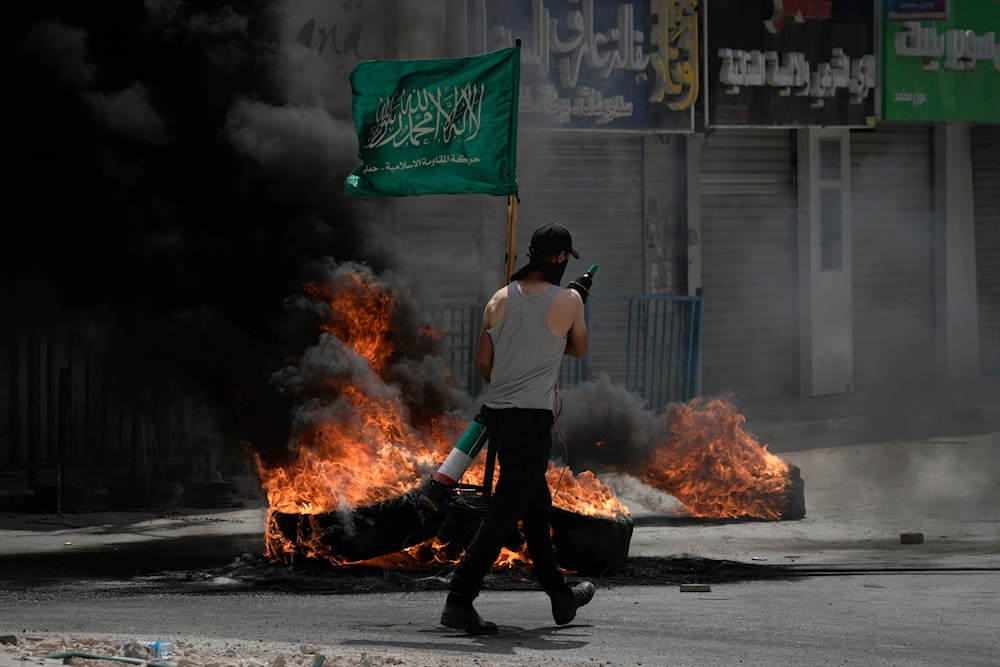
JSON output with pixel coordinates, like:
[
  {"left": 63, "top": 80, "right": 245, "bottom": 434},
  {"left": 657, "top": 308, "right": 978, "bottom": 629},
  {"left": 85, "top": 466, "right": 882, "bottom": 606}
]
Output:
[{"left": 484, "top": 282, "right": 566, "bottom": 412}]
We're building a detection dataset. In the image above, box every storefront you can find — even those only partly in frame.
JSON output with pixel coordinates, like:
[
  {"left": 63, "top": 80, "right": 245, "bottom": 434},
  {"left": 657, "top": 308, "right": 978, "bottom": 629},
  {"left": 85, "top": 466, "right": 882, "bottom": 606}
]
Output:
[
  {"left": 974, "top": 126, "right": 1000, "bottom": 376},
  {"left": 850, "top": 124, "right": 936, "bottom": 388},
  {"left": 697, "top": 130, "right": 798, "bottom": 399}
]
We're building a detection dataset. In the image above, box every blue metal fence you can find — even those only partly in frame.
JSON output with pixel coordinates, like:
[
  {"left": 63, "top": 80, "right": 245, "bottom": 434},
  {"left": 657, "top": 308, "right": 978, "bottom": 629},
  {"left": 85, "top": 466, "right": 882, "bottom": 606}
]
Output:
[{"left": 440, "top": 293, "right": 703, "bottom": 414}]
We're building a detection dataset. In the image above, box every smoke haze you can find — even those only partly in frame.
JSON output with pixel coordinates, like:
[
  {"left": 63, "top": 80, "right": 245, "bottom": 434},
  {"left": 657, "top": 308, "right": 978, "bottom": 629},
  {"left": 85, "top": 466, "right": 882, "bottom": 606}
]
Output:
[{"left": 2, "top": 1, "right": 379, "bottom": 458}]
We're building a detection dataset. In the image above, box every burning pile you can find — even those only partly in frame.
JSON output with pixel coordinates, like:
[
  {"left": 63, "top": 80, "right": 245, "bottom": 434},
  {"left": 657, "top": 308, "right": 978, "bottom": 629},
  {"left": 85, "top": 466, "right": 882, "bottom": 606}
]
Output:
[
  {"left": 257, "top": 264, "right": 454, "bottom": 519},
  {"left": 634, "top": 398, "right": 803, "bottom": 520},
  {"left": 256, "top": 263, "right": 802, "bottom": 571},
  {"left": 255, "top": 262, "right": 629, "bottom": 568}
]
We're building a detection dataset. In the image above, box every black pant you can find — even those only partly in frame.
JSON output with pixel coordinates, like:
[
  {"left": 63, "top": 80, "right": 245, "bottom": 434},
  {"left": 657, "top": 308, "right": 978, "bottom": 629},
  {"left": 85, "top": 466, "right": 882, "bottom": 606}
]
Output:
[{"left": 448, "top": 407, "right": 566, "bottom": 600}]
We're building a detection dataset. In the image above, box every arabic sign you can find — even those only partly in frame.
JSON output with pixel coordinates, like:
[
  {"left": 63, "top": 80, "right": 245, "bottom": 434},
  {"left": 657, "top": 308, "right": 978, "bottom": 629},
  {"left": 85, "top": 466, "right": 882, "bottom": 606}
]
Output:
[
  {"left": 474, "top": 0, "right": 698, "bottom": 132},
  {"left": 704, "top": 0, "right": 876, "bottom": 128},
  {"left": 882, "top": 0, "right": 1000, "bottom": 122},
  {"left": 887, "top": 0, "right": 949, "bottom": 21},
  {"left": 344, "top": 46, "right": 520, "bottom": 197}
]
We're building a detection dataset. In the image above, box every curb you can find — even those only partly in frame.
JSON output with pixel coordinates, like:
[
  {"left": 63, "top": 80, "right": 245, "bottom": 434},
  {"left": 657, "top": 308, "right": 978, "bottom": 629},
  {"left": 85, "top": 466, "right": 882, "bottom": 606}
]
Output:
[{"left": 747, "top": 402, "right": 1000, "bottom": 452}]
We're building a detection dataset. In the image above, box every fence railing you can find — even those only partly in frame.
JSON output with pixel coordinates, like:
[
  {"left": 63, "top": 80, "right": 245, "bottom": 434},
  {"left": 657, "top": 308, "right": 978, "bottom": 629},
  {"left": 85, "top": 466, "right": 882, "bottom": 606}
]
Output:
[
  {"left": 2, "top": 293, "right": 703, "bottom": 479},
  {"left": 440, "top": 293, "right": 703, "bottom": 414}
]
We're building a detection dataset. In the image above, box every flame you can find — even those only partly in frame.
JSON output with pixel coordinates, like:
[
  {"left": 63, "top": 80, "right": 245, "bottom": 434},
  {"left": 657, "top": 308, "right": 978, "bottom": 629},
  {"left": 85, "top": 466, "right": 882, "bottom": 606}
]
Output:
[
  {"left": 255, "top": 264, "right": 628, "bottom": 568},
  {"left": 256, "top": 265, "right": 794, "bottom": 570},
  {"left": 549, "top": 464, "right": 628, "bottom": 517},
  {"left": 304, "top": 272, "right": 396, "bottom": 375},
  {"left": 634, "top": 397, "right": 793, "bottom": 519}
]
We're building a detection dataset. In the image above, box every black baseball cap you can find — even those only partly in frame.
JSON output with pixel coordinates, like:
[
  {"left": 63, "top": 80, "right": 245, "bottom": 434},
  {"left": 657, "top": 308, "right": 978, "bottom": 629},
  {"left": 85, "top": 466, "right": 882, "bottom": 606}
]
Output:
[{"left": 530, "top": 223, "right": 579, "bottom": 259}]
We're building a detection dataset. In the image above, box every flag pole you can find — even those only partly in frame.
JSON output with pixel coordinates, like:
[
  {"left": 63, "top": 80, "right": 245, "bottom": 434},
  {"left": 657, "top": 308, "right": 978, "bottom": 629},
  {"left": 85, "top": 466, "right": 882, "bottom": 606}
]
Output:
[{"left": 504, "top": 194, "right": 519, "bottom": 284}]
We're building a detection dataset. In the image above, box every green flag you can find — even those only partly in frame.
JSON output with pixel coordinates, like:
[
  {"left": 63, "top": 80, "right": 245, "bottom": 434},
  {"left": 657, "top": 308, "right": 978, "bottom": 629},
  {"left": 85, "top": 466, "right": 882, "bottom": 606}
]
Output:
[{"left": 344, "top": 46, "right": 520, "bottom": 197}]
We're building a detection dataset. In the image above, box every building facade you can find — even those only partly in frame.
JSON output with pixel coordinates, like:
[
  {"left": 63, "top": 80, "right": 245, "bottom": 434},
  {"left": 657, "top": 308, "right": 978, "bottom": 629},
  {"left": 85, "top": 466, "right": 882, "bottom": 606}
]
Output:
[
  {"left": 291, "top": 0, "right": 997, "bottom": 401},
  {"left": 3, "top": 1, "right": 998, "bottom": 485}
]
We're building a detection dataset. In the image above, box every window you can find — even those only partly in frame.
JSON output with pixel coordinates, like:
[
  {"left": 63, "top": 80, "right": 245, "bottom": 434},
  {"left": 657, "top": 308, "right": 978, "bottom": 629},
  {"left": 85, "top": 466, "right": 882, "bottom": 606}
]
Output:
[{"left": 821, "top": 188, "right": 842, "bottom": 271}]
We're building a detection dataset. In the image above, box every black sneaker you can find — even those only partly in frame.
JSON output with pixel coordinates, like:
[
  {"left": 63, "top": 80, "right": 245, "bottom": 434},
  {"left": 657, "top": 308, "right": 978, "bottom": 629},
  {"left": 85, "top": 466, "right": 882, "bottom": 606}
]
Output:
[
  {"left": 440, "top": 600, "right": 498, "bottom": 635},
  {"left": 548, "top": 581, "right": 596, "bottom": 625}
]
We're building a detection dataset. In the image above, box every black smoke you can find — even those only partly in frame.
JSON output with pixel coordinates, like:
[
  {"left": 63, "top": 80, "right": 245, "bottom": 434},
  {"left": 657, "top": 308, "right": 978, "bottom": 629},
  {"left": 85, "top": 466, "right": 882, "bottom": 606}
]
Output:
[{"left": 1, "top": 1, "right": 381, "bottom": 460}]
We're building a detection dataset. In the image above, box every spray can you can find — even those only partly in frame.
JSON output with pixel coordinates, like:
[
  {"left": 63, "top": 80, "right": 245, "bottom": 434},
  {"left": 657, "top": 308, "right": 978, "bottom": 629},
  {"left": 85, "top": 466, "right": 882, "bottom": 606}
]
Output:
[
  {"left": 420, "top": 409, "right": 489, "bottom": 511},
  {"left": 568, "top": 264, "right": 598, "bottom": 303}
]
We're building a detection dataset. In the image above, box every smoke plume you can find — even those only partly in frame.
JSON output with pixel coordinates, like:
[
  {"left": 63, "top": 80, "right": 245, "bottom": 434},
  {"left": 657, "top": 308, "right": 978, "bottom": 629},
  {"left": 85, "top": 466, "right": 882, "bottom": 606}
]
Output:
[{"left": 1, "top": 1, "right": 378, "bottom": 459}]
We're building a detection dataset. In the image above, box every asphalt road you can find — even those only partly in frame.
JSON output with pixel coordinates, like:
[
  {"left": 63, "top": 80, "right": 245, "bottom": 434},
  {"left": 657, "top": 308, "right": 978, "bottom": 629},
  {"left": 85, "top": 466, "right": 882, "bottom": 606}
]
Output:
[{"left": 1, "top": 432, "right": 999, "bottom": 666}]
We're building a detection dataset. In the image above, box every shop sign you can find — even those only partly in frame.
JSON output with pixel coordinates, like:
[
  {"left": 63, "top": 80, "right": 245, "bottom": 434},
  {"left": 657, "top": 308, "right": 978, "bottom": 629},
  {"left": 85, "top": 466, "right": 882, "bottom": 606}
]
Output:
[
  {"left": 887, "top": 0, "right": 949, "bottom": 21},
  {"left": 882, "top": 0, "right": 1000, "bottom": 122},
  {"left": 704, "top": 0, "right": 876, "bottom": 128},
  {"left": 477, "top": 0, "right": 699, "bottom": 132}
]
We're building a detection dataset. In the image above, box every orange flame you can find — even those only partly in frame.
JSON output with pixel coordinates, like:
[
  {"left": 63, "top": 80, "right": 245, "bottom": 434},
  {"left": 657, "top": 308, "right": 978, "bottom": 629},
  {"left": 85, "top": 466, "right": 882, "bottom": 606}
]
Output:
[
  {"left": 257, "top": 265, "right": 794, "bottom": 569},
  {"left": 304, "top": 272, "right": 396, "bottom": 376},
  {"left": 549, "top": 464, "right": 628, "bottom": 517},
  {"left": 634, "top": 397, "right": 793, "bottom": 519},
  {"left": 255, "top": 264, "right": 629, "bottom": 568}
]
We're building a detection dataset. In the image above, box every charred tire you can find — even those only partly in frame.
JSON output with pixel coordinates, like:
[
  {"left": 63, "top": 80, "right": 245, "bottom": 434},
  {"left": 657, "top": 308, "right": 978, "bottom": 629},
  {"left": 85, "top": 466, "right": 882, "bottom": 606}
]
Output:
[
  {"left": 437, "top": 493, "right": 526, "bottom": 553},
  {"left": 437, "top": 493, "right": 633, "bottom": 575},
  {"left": 273, "top": 489, "right": 444, "bottom": 563},
  {"left": 272, "top": 487, "right": 634, "bottom": 574},
  {"left": 550, "top": 507, "right": 633, "bottom": 575},
  {"left": 780, "top": 465, "right": 806, "bottom": 520}
]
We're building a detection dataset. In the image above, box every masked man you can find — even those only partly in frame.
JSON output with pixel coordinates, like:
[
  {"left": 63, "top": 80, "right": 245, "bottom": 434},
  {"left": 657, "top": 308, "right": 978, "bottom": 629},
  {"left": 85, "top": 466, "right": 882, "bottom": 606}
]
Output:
[{"left": 440, "top": 223, "right": 595, "bottom": 635}]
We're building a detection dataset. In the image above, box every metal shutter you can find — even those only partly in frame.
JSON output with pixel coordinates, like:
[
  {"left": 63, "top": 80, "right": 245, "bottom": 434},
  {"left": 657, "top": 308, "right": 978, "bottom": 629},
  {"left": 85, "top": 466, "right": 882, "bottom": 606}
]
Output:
[
  {"left": 974, "top": 126, "right": 1000, "bottom": 376},
  {"left": 388, "top": 194, "right": 506, "bottom": 401},
  {"left": 390, "top": 194, "right": 506, "bottom": 310},
  {"left": 699, "top": 130, "right": 798, "bottom": 400},
  {"left": 388, "top": 133, "right": 646, "bottom": 395},
  {"left": 517, "top": 132, "right": 646, "bottom": 385},
  {"left": 850, "top": 125, "right": 935, "bottom": 388}
]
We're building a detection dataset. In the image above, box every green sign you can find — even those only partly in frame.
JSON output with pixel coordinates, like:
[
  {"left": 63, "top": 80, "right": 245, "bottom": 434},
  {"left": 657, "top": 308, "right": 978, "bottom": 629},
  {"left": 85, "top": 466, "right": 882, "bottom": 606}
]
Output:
[
  {"left": 882, "top": 0, "right": 1000, "bottom": 121},
  {"left": 344, "top": 46, "right": 520, "bottom": 197}
]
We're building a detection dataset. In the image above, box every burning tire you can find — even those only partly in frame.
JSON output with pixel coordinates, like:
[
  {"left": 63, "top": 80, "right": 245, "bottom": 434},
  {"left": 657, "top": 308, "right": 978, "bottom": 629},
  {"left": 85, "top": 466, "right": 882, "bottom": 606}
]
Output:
[
  {"left": 780, "top": 465, "right": 806, "bottom": 520},
  {"left": 439, "top": 497, "right": 634, "bottom": 575},
  {"left": 271, "top": 486, "right": 634, "bottom": 575},
  {"left": 550, "top": 507, "right": 633, "bottom": 575},
  {"left": 271, "top": 489, "right": 444, "bottom": 563}
]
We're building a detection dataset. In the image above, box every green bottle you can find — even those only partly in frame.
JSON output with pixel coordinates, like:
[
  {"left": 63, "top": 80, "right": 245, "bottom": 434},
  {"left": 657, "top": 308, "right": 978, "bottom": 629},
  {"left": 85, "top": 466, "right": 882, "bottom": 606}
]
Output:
[{"left": 568, "top": 264, "right": 598, "bottom": 303}]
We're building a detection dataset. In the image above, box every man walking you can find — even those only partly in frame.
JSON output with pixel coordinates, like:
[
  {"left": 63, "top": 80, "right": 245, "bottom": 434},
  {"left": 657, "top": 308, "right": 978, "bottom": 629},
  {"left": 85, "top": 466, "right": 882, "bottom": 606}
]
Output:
[{"left": 440, "top": 223, "right": 595, "bottom": 635}]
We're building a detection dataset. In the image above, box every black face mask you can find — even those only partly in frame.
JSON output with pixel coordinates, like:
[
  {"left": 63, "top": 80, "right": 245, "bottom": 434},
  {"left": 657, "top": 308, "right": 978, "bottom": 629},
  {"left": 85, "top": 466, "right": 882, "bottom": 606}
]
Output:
[
  {"left": 534, "top": 258, "right": 569, "bottom": 286},
  {"left": 509, "top": 254, "right": 569, "bottom": 286},
  {"left": 538, "top": 259, "right": 569, "bottom": 285}
]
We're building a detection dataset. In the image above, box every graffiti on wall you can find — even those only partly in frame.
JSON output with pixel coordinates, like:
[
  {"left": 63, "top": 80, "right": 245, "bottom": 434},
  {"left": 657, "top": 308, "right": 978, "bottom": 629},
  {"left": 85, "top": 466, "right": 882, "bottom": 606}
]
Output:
[{"left": 286, "top": 0, "right": 380, "bottom": 95}]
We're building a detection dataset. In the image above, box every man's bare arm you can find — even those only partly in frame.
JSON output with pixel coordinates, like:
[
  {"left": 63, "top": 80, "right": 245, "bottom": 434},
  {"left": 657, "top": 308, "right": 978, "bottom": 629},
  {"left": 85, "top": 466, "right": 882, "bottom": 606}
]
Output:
[
  {"left": 474, "top": 325, "right": 493, "bottom": 382},
  {"left": 564, "top": 292, "right": 589, "bottom": 358},
  {"left": 474, "top": 291, "right": 504, "bottom": 382}
]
